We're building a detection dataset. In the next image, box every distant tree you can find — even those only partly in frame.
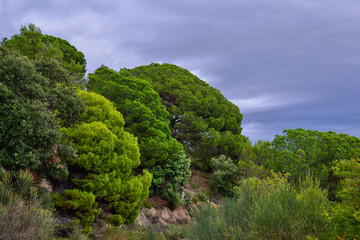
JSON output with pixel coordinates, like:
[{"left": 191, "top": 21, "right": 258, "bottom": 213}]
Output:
[
  {"left": 119, "top": 63, "right": 247, "bottom": 170},
  {"left": 2, "top": 23, "right": 86, "bottom": 78},
  {"left": 267, "top": 128, "right": 360, "bottom": 184},
  {"left": 56, "top": 90, "right": 152, "bottom": 231}
]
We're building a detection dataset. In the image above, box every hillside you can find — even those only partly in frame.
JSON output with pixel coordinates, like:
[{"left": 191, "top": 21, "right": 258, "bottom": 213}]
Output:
[{"left": 0, "top": 24, "right": 360, "bottom": 239}]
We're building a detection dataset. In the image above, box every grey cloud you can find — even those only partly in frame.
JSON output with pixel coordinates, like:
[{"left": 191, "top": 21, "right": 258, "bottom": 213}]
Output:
[{"left": 1, "top": 0, "right": 360, "bottom": 143}]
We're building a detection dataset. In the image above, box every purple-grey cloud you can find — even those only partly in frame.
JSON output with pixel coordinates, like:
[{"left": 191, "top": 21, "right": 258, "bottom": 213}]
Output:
[{"left": 1, "top": 0, "right": 360, "bottom": 142}]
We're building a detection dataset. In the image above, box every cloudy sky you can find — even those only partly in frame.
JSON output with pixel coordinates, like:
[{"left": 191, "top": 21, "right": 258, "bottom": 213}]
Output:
[{"left": 1, "top": 0, "right": 360, "bottom": 142}]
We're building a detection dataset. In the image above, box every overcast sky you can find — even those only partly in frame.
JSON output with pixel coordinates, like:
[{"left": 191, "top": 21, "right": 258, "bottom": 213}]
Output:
[{"left": 1, "top": 0, "right": 360, "bottom": 143}]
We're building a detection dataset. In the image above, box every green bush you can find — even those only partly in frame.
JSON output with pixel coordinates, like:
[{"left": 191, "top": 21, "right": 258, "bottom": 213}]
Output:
[
  {"left": 151, "top": 151, "right": 191, "bottom": 208},
  {"left": 0, "top": 46, "right": 82, "bottom": 179},
  {"left": 209, "top": 155, "right": 240, "bottom": 196},
  {"left": 188, "top": 204, "right": 223, "bottom": 240},
  {"left": 330, "top": 158, "right": 360, "bottom": 239},
  {"left": 87, "top": 67, "right": 191, "bottom": 205},
  {"left": 97, "top": 227, "right": 141, "bottom": 240},
  {"left": 54, "top": 189, "right": 100, "bottom": 233},
  {"left": 188, "top": 174, "right": 331, "bottom": 240},
  {"left": 3, "top": 23, "right": 86, "bottom": 77},
  {"left": 191, "top": 191, "right": 208, "bottom": 204}
]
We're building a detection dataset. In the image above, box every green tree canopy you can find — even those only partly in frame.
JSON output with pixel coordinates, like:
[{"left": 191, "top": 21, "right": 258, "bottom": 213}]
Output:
[
  {"left": 119, "top": 63, "right": 246, "bottom": 169},
  {"left": 2, "top": 23, "right": 86, "bottom": 78},
  {"left": 87, "top": 66, "right": 183, "bottom": 169},
  {"left": 0, "top": 46, "right": 83, "bottom": 178},
  {"left": 58, "top": 90, "right": 152, "bottom": 229},
  {"left": 266, "top": 128, "right": 360, "bottom": 183},
  {"left": 87, "top": 66, "right": 189, "bottom": 207}
]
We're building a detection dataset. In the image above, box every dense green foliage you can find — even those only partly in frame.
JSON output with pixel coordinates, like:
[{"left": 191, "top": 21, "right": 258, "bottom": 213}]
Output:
[
  {"left": 2, "top": 24, "right": 86, "bottom": 77},
  {"left": 150, "top": 151, "right": 191, "bottom": 208},
  {"left": 209, "top": 155, "right": 240, "bottom": 196},
  {"left": 119, "top": 63, "right": 247, "bottom": 169},
  {"left": 56, "top": 90, "right": 152, "bottom": 231},
  {"left": 240, "top": 140, "right": 274, "bottom": 166},
  {"left": 189, "top": 174, "right": 330, "bottom": 240},
  {"left": 55, "top": 189, "right": 101, "bottom": 234},
  {"left": 0, "top": 169, "right": 57, "bottom": 240},
  {"left": 0, "top": 46, "right": 83, "bottom": 178},
  {"left": 267, "top": 129, "right": 360, "bottom": 182},
  {"left": 330, "top": 158, "right": 360, "bottom": 239},
  {"left": 87, "top": 66, "right": 183, "bottom": 169},
  {"left": 87, "top": 66, "right": 190, "bottom": 207}
]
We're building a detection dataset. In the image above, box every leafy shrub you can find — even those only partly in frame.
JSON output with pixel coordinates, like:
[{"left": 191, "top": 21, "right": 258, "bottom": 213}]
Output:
[
  {"left": 163, "top": 224, "right": 188, "bottom": 240},
  {"left": 189, "top": 174, "right": 331, "bottom": 240},
  {"left": 88, "top": 67, "right": 191, "bottom": 205},
  {"left": 209, "top": 155, "right": 240, "bottom": 196},
  {"left": 191, "top": 191, "right": 208, "bottom": 204},
  {"left": 97, "top": 227, "right": 141, "bottom": 240},
  {"left": 3, "top": 23, "right": 86, "bottom": 77},
  {"left": 54, "top": 189, "right": 101, "bottom": 233},
  {"left": 151, "top": 151, "right": 191, "bottom": 209},
  {"left": 0, "top": 47, "right": 82, "bottom": 179},
  {"left": 330, "top": 158, "right": 360, "bottom": 239}
]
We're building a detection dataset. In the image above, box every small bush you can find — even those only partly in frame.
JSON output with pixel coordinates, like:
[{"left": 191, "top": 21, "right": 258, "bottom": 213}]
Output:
[
  {"left": 209, "top": 155, "right": 240, "bottom": 196},
  {"left": 191, "top": 191, "right": 208, "bottom": 204},
  {"left": 0, "top": 169, "right": 57, "bottom": 240},
  {"left": 54, "top": 189, "right": 101, "bottom": 233},
  {"left": 97, "top": 227, "right": 141, "bottom": 240},
  {"left": 164, "top": 224, "right": 188, "bottom": 240},
  {"left": 143, "top": 199, "right": 153, "bottom": 209}
]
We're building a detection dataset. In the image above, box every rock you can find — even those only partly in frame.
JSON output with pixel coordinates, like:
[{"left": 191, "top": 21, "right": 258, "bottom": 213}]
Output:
[
  {"left": 39, "top": 178, "right": 53, "bottom": 191},
  {"left": 136, "top": 205, "right": 191, "bottom": 226}
]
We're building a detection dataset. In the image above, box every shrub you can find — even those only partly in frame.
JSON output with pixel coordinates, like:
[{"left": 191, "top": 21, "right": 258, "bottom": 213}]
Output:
[
  {"left": 151, "top": 151, "right": 191, "bottom": 209},
  {"left": 209, "top": 155, "right": 240, "bottom": 196},
  {"left": 188, "top": 174, "right": 331, "bottom": 240},
  {"left": 188, "top": 204, "right": 223, "bottom": 240},
  {"left": 0, "top": 169, "right": 57, "bottom": 240},
  {"left": 163, "top": 224, "right": 188, "bottom": 240},
  {"left": 97, "top": 227, "right": 141, "bottom": 240},
  {"left": 330, "top": 158, "right": 360, "bottom": 239},
  {"left": 54, "top": 189, "right": 101, "bottom": 233},
  {"left": 191, "top": 191, "right": 208, "bottom": 204}
]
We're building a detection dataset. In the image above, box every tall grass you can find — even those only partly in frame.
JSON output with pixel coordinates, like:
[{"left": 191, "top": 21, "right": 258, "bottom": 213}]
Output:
[{"left": 0, "top": 169, "right": 58, "bottom": 240}]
